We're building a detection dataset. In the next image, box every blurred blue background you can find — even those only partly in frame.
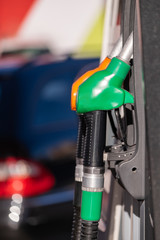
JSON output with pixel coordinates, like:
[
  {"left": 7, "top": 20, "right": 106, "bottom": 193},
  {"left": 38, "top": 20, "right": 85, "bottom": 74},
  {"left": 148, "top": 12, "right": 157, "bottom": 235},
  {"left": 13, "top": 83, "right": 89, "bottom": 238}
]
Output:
[{"left": 0, "top": 0, "right": 104, "bottom": 239}]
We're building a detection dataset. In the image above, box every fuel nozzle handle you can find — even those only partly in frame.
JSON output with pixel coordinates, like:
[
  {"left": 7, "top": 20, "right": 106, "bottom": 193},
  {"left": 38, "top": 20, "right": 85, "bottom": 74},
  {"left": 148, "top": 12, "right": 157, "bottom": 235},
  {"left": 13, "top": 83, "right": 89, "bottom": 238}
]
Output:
[
  {"left": 83, "top": 111, "right": 106, "bottom": 168},
  {"left": 80, "top": 111, "right": 106, "bottom": 240}
]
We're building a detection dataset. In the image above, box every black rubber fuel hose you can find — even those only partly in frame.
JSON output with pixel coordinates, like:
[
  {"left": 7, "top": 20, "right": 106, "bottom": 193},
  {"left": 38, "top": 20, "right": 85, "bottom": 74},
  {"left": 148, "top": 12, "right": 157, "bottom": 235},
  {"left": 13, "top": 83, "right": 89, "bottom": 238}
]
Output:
[{"left": 71, "top": 114, "right": 85, "bottom": 240}]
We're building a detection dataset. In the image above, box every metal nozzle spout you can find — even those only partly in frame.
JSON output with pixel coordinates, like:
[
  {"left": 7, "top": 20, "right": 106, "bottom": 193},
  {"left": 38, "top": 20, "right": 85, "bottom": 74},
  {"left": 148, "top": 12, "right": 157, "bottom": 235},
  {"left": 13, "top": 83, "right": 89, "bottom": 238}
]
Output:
[
  {"left": 108, "top": 34, "right": 123, "bottom": 59},
  {"left": 118, "top": 32, "right": 133, "bottom": 63}
]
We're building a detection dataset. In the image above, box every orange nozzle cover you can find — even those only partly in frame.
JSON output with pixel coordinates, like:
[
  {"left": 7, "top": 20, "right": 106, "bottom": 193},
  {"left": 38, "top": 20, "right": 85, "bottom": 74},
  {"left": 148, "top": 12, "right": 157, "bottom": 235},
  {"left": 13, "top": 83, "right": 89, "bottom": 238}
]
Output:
[{"left": 71, "top": 57, "right": 111, "bottom": 111}]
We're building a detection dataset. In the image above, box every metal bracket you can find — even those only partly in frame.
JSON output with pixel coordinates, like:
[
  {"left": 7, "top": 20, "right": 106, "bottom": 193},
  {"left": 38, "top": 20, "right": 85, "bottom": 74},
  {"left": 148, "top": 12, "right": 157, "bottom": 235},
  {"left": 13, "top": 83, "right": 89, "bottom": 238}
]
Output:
[{"left": 107, "top": 144, "right": 136, "bottom": 169}]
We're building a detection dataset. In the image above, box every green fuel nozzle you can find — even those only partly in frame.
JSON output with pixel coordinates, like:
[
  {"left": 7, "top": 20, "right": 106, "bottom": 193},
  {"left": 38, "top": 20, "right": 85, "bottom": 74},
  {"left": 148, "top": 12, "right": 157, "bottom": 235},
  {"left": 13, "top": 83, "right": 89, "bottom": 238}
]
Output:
[
  {"left": 76, "top": 32, "right": 134, "bottom": 114},
  {"left": 71, "top": 34, "right": 125, "bottom": 240},
  {"left": 76, "top": 32, "right": 133, "bottom": 240}
]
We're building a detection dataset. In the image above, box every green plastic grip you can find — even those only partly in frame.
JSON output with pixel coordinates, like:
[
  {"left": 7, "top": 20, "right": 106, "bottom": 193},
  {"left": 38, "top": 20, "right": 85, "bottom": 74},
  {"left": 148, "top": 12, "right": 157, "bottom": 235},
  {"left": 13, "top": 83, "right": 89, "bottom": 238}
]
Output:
[
  {"left": 76, "top": 57, "right": 134, "bottom": 114},
  {"left": 81, "top": 191, "right": 103, "bottom": 221}
]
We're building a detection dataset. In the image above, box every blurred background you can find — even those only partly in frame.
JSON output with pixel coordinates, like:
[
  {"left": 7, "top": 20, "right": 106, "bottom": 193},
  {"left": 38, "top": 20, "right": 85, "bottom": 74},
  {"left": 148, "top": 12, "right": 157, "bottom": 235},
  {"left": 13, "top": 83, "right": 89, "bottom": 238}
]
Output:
[{"left": 0, "top": 0, "right": 120, "bottom": 239}]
